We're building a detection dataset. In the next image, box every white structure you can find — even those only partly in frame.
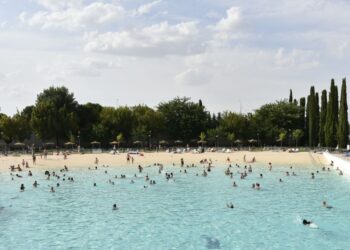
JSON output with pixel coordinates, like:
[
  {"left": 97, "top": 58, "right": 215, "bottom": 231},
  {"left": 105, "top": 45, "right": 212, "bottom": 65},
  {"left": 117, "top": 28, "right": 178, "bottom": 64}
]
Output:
[{"left": 323, "top": 152, "right": 350, "bottom": 175}]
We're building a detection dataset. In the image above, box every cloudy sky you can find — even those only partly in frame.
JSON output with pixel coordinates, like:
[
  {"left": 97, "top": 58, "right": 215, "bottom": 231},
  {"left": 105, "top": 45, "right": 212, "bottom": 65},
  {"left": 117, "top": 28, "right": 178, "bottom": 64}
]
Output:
[{"left": 1, "top": 0, "right": 350, "bottom": 114}]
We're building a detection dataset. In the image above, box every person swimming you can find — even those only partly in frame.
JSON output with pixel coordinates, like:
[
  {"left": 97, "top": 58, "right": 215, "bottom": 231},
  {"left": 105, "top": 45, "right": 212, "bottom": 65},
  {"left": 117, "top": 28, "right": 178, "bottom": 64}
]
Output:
[
  {"left": 112, "top": 204, "right": 118, "bottom": 210},
  {"left": 303, "top": 219, "right": 312, "bottom": 226},
  {"left": 226, "top": 202, "right": 234, "bottom": 209},
  {"left": 33, "top": 181, "right": 38, "bottom": 187},
  {"left": 20, "top": 184, "right": 25, "bottom": 191},
  {"left": 323, "top": 201, "right": 333, "bottom": 209},
  {"left": 50, "top": 187, "right": 55, "bottom": 192}
]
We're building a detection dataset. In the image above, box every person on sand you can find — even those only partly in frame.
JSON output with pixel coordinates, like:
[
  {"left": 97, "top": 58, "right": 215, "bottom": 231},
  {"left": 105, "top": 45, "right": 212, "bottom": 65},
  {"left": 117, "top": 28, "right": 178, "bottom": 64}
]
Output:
[{"left": 95, "top": 157, "right": 99, "bottom": 165}]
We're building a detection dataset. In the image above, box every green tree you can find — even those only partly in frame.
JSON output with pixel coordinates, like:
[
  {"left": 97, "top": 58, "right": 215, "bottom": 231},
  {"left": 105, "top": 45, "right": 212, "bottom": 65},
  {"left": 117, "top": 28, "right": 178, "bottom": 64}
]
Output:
[
  {"left": 116, "top": 132, "right": 124, "bottom": 146},
  {"left": 254, "top": 101, "right": 302, "bottom": 145},
  {"left": 292, "top": 129, "right": 304, "bottom": 147},
  {"left": 158, "top": 97, "right": 209, "bottom": 142},
  {"left": 337, "top": 78, "right": 349, "bottom": 148},
  {"left": 31, "top": 86, "right": 78, "bottom": 145},
  {"left": 307, "top": 86, "right": 318, "bottom": 147},
  {"left": 325, "top": 79, "right": 338, "bottom": 147},
  {"left": 227, "top": 132, "right": 235, "bottom": 147},
  {"left": 289, "top": 89, "right": 293, "bottom": 103},
  {"left": 199, "top": 132, "right": 206, "bottom": 147},
  {"left": 76, "top": 103, "right": 102, "bottom": 146},
  {"left": 278, "top": 130, "right": 286, "bottom": 147},
  {"left": 319, "top": 90, "right": 327, "bottom": 147}
]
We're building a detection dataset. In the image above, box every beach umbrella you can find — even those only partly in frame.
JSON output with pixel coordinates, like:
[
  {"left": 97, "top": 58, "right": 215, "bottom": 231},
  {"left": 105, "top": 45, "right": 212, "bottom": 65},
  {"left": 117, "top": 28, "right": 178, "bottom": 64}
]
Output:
[
  {"left": 174, "top": 140, "right": 183, "bottom": 144},
  {"left": 133, "top": 141, "right": 142, "bottom": 145},
  {"left": 64, "top": 142, "right": 75, "bottom": 146},
  {"left": 197, "top": 140, "right": 207, "bottom": 144},
  {"left": 159, "top": 140, "right": 168, "bottom": 145},
  {"left": 14, "top": 142, "right": 25, "bottom": 147},
  {"left": 248, "top": 139, "right": 257, "bottom": 143},
  {"left": 234, "top": 139, "right": 242, "bottom": 144},
  {"left": 110, "top": 141, "right": 118, "bottom": 145},
  {"left": 90, "top": 141, "right": 101, "bottom": 145}
]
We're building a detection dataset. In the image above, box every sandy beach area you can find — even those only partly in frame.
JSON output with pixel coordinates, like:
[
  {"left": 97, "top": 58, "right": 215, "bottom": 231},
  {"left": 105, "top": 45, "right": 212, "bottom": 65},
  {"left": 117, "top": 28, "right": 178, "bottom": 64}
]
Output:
[{"left": 0, "top": 151, "right": 327, "bottom": 171}]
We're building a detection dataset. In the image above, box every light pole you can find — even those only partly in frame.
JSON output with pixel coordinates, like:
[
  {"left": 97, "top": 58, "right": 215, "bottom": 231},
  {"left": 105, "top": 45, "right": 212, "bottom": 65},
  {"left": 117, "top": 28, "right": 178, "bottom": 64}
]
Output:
[
  {"left": 257, "top": 132, "right": 260, "bottom": 148},
  {"left": 216, "top": 135, "right": 219, "bottom": 150}
]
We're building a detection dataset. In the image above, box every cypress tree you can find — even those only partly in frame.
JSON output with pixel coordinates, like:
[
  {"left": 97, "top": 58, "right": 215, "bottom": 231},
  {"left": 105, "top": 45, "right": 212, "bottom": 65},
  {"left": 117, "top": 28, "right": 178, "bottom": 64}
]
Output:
[
  {"left": 299, "top": 97, "right": 306, "bottom": 145},
  {"left": 289, "top": 89, "right": 293, "bottom": 103},
  {"left": 308, "top": 86, "right": 317, "bottom": 147},
  {"left": 337, "top": 78, "right": 349, "bottom": 148},
  {"left": 315, "top": 92, "right": 320, "bottom": 146},
  {"left": 325, "top": 79, "right": 338, "bottom": 147},
  {"left": 306, "top": 95, "right": 310, "bottom": 145},
  {"left": 319, "top": 90, "right": 327, "bottom": 147}
]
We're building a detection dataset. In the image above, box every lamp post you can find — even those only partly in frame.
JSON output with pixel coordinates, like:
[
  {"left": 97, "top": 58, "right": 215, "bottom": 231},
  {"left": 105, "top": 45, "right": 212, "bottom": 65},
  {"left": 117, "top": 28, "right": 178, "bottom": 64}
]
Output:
[
  {"left": 257, "top": 132, "right": 260, "bottom": 148},
  {"left": 216, "top": 135, "right": 219, "bottom": 150}
]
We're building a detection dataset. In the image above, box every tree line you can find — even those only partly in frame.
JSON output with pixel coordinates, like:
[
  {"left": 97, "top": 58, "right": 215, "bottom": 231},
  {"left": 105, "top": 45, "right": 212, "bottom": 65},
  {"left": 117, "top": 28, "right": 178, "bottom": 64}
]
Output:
[{"left": 0, "top": 79, "right": 348, "bottom": 149}]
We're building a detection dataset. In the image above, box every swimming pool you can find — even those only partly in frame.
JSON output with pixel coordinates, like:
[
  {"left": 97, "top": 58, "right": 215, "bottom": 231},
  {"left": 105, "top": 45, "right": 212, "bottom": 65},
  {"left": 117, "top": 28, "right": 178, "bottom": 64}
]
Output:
[{"left": 0, "top": 163, "right": 349, "bottom": 249}]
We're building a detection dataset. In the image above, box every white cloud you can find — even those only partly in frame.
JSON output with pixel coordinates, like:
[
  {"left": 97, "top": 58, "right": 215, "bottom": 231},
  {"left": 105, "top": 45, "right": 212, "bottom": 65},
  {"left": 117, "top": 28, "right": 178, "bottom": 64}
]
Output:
[
  {"left": 84, "top": 21, "right": 201, "bottom": 56},
  {"left": 35, "top": 0, "right": 82, "bottom": 11},
  {"left": 215, "top": 7, "right": 241, "bottom": 32},
  {"left": 133, "top": 0, "right": 162, "bottom": 16},
  {"left": 175, "top": 68, "right": 211, "bottom": 86},
  {"left": 21, "top": 2, "right": 124, "bottom": 31},
  {"left": 36, "top": 57, "right": 121, "bottom": 81},
  {"left": 274, "top": 48, "right": 320, "bottom": 70}
]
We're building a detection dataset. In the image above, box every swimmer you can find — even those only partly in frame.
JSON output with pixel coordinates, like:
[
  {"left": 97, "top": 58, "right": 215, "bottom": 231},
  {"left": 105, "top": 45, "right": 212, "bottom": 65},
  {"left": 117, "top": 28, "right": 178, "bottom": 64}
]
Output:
[
  {"left": 20, "top": 184, "right": 25, "bottom": 192},
  {"left": 94, "top": 183, "right": 96, "bottom": 187},
  {"left": 112, "top": 204, "right": 118, "bottom": 210},
  {"left": 33, "top": 181, "right": 38, "bottom": 187},
  {"left": 322, "top": 201, "right": 333, "bottom": 209},
  {"left": 50, "top": 187, "right": 55, "bottom": 192},
  {"left": 302, "top": 219, "right": 312, "bottom": 226},
  {"left": 226, "top": 202, "right": 234, "bottom": 209}
]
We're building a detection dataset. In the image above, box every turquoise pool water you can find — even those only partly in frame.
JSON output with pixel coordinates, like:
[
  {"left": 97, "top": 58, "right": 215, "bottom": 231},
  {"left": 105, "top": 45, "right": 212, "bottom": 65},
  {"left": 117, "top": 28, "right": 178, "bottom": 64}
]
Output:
[{"left": 0, "top": 163, "right": 350, "bottom": 249}]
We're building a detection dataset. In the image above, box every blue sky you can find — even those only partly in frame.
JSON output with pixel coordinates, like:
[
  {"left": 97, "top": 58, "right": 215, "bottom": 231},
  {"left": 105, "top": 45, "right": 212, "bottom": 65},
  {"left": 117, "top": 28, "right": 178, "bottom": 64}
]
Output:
[{"left": 0, "top": 0, "right": 350, "bottom": 114}]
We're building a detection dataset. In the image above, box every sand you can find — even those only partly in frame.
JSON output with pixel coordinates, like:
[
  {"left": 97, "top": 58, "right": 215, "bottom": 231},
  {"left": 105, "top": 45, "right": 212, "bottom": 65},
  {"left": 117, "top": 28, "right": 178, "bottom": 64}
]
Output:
[{"left": 0, "top": 150, "right": 327, "bottom": 171}]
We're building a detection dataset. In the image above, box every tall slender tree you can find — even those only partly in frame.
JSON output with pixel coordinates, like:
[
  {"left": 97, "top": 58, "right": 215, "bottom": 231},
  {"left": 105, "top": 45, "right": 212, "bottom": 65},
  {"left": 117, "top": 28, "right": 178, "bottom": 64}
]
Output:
[
  {"left": 289, "top": 89, "right": 293, "bottom": 103},
  {"left": 307, "top": 86, "right": 318, "bottom": 147},
  {"left": 337, "top": 78, "right": 349, "bottom": 148},
  {"left": 319, "top": 90, "right": 327, "bottom": 147},
  {"left": 325, "top": 79, "right": 338, "bottom": 147},
  {"left": 315, "top": 92, "right": 320, "bottom": 146}
]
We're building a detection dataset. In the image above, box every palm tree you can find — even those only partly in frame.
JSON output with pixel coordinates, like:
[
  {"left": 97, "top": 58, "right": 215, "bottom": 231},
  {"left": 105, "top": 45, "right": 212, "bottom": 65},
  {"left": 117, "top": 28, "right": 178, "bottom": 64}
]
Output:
[
  {"left": 199, "top": 132, "right": 206, "bottom": 148},
  {"left": 292, "top": 129, "right": 304, "bottom": 147},
  {"left": 278, "top": 131, "right": 286, "bottom": 147},
  {"left": 116, "top": 133, "right": 124, "bottom": 148}
]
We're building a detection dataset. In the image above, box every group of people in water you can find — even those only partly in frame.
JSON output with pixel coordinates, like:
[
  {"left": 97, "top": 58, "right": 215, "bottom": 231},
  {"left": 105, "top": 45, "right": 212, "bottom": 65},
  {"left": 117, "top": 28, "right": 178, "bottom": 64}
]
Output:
[{"left": 6, "top": 153, "right": 341, "bottom": 228}]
